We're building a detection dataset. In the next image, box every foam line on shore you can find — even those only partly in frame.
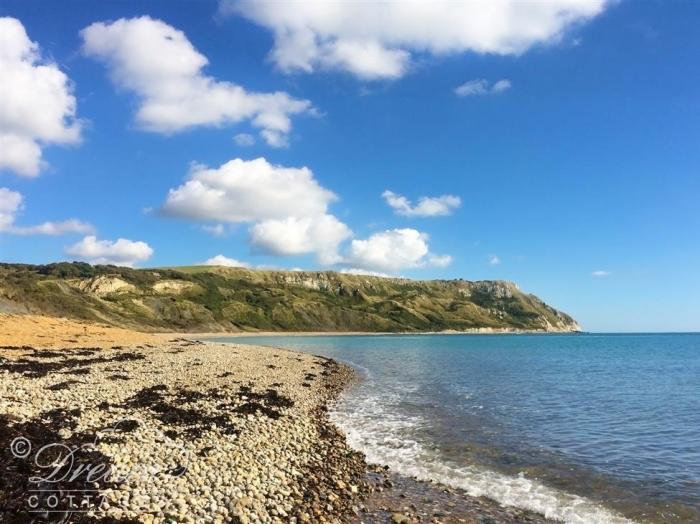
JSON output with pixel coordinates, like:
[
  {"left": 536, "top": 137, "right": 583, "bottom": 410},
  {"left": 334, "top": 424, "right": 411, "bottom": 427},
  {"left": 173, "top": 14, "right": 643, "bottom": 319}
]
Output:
[{"left": 330, "top": 386, "right": 634, "bottom": 524}]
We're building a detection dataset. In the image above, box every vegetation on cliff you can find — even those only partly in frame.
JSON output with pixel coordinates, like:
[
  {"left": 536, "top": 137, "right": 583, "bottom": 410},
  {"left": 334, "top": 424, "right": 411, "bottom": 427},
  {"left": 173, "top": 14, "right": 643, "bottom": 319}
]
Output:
[{"left": 0, "top": 262, "right": 580, "bottom": 333}]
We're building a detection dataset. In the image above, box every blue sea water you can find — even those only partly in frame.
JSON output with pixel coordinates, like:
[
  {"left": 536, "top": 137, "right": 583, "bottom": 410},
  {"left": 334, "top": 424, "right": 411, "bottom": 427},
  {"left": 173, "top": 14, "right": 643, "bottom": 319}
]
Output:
[{"left": 212, "top": 334, "right": 700, "bottom": 523}]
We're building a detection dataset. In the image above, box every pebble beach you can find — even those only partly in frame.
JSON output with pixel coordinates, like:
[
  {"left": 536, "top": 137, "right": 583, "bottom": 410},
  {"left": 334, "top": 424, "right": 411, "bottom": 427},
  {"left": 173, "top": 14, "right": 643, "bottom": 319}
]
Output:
[
  {"left": 0, "top": 315, "right": 369, "bottom": 522},
  {"left": 0, "top": 315, "right": 551, "bottom": 523}
]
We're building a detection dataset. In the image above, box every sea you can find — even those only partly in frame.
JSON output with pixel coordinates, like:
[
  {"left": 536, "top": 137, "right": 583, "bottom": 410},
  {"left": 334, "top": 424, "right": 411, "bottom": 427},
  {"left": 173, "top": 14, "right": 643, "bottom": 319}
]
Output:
[{"left": 210, "top": 333, "right": 700, "bottom": 523}]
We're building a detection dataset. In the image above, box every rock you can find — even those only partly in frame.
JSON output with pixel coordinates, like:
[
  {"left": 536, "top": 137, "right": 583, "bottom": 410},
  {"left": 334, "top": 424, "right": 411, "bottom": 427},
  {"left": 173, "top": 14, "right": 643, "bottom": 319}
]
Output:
[{"left": 392, "top": 512, "right": 411, "bottom": 524}]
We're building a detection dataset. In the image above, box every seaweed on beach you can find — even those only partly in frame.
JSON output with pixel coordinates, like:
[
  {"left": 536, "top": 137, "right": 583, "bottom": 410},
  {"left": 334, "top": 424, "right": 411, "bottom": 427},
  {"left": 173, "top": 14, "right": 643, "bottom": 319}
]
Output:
[
  {"left": 0, "top": 356, "right": 73, "bottom": 378},
  {"left": 123, "top": 385, "right": 238, "bottom": 437},
  {"left": 27, "top": 349, "right": 63, "bottom": 358},
  {"left": 110, "top": 419, "right": 139, "bottom": 433},
  {"left": 233, "top": 387, "right": 295, "bottom": 420},
  {"left": 0, "top": 408, "right": 116, "bottom": 522},
  {"left": 109, "top": 352, "right": 146, "bottom": 363},
  {"left": 66, "top": 367, "right": 91, "bottom": 375},
  {"left": 0, "top": 351, "right": 146, "bottom": 378},
  {"left": 73, "top": 348, "right": 101, "bottom": 356},
  {"left": 125, "top": 384, "right": 168, "bottom": 408},
  {"left": 108, "top": 374, "right": 130, "bottom": 381},
  {"left": 47, "top": 379, "right": 80, "bottom": 391},
  {"left": 174, "top": 389, "right": 207, "bottom": 402}
]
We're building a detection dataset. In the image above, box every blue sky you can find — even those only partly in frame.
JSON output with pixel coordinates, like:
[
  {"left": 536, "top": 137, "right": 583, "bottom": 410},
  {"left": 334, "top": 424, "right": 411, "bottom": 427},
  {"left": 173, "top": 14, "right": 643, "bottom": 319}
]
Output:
[{"left": 1, "top": 0, "right": 699, "bottom": 332}]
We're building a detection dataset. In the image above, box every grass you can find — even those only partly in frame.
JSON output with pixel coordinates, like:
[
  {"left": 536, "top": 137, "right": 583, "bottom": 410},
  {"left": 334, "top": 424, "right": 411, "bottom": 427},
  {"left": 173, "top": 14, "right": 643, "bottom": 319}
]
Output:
[{"left": 0, "top": 262, "right": 579, "bottom": 333}]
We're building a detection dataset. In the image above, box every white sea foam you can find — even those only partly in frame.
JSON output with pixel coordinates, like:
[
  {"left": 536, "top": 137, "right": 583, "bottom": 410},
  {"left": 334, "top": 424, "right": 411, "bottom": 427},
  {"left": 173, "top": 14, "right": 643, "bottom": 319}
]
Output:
[{"left": 330, "top": 391, "right": 635, "bottom": 524}]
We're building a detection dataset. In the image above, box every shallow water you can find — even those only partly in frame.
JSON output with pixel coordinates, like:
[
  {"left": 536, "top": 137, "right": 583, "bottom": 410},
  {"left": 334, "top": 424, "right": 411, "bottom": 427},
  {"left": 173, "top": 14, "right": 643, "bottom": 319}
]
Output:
[{"left": 213, "top": 333, "right": 700, "bottom": 523}]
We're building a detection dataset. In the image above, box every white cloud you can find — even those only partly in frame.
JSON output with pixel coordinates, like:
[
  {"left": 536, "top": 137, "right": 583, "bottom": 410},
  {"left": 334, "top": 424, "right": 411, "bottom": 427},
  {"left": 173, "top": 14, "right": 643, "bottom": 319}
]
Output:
[
  {"left": 345, "top": 228, "right": 451, "bottom": 273},
  {"left": 259, "top": 129, "right": 288, "bottom": 148},
  {"left": 8, "top": 219, "right": 94, "bottom": 236},
  {"left": 250, "top": 214, "right": 351, "bottom": 264},
  {"left": 233, "top": 133, "right": 255, "bottom": 146},
  {"left": 0, "top": 188, "right": 23, "bottom": 230},
  {"left": 0, "top": 187, "right": 94, "bottom": 236},
  {"left": 427, "top": 254, "right": 453, "bottom": 268},
  {"left": 454, "top": 78, "right": 511, "bottom": 96},
  {"left": 382, "top": 190, "right": 461, "bottom": 217},
  {"left": 591, "top": 270, "right": 611, "bottom": 277},
  {"left": 319, "top": 39, "right": 410, "bottom": 80},
  {"left": 203, "top": 254, "right": 251, "bottom": 268},
  {"left": 162, "top": 158, "right": 336, "bottom": 222},
  {"left": 492, "top": 79, "right": 512, "bottom": 93},
  {"left": 202, "top": 224, "right": 227, "bottom": 237},
  {"left": 0, "top": 17, "right": 82, "bottom": 177},
  {"left": 66, "top": 235, "right": 153, "bottom": 267},
  {"left": 338, "top": 268, "right": 393, "bottom": 278},
  {"left": 162, "top": 157, "right": 351, "bottom": 264},
  {"left": 80, "top": 16, "right": 312, "bottom": 145},
  {"left": 488, "top": 254, "right": 501, "bottom": 265},
  {"left": 223, "top": 1, "right": 607, "bottom": 79}
]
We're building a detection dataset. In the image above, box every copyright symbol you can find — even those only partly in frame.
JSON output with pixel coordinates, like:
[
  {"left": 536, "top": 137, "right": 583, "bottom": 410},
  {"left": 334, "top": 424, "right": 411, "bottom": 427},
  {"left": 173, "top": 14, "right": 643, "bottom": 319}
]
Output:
[{"left": 10, "top": 436, "right": 31, "bottom": 459}]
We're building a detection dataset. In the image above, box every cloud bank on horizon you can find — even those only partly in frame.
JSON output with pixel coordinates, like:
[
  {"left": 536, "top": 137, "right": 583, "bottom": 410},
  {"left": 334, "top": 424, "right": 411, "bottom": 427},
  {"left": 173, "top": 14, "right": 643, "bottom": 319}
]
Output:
[{"left": 221, "top": 0, "right": 607, "bottom": 79}]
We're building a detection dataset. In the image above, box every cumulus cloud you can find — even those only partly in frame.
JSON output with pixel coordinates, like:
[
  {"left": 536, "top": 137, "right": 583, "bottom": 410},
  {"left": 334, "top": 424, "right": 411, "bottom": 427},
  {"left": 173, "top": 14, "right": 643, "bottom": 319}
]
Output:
[
  {"left": 162, "top": 157, "right": 350, "bottom": 264},
  {"left": 233, "top": 133, "right": 255, "bottom": 146},
  {"left": 488, "top": 254, "right": 501, "bottom": 265},
  {"left": 66, "top": 235, "right": 153, "bottom": 267},
  {"left": 0, "top": 188, "right": 23, "bottom": 230},
  {"left": 382, "top": 190, "right": 461, "bottom": 217},
  {"left": 0, "top": 187, "right": 94, "bottom": 236},
  {"left": 222, "top": 1, "right": 607, "bottom": 79},
  {"left": 203, "top": 254, "right": 250, "bottom": 268},
  {"left": 162, "top": 158, "right": 336, "bottom": 222},
  {"left": 80, "top": 16, "right": 312, "bottom": 146},
  {"left": 0, "top": 17, "right": 82, "bottom": 177},
  {"left": 250, "top": 214, "right": 351, "bottom": 265},
  {"left": 591, "top": 270, "right": 611, "bottom": 277},
  {"left": 454, "top": 78, "right": 511, "bottom": 96},
  {"left": 345, "top": 228, "right": 451, "bottom": 273}
]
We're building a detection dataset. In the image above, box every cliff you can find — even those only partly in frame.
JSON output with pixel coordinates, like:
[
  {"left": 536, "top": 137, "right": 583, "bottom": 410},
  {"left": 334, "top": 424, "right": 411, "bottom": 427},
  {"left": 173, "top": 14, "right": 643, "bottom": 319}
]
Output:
[{"left": 0, "top": 262, "right": 581, "bottom": 333}]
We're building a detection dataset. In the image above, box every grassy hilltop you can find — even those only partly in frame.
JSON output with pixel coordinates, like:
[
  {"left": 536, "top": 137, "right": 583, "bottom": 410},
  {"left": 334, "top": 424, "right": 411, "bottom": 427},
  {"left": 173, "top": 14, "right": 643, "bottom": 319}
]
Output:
[{"left": 0, "top": 262, "right": 580, "bottom": 333}]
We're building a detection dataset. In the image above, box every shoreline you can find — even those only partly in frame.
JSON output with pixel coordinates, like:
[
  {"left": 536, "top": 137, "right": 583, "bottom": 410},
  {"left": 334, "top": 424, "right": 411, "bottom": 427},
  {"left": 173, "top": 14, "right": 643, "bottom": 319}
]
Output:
[
  {"left": 0, "top": 315, "right": 371, "bottom": 522},
  {"left": 0, "top": 315, "right": 553, "bottom": 523},
  {"left": 212, "top": 338, "right": 555, "bottom": 524},
  {"left": 174, "top": 328, "right": 584, "bottom": 339}
]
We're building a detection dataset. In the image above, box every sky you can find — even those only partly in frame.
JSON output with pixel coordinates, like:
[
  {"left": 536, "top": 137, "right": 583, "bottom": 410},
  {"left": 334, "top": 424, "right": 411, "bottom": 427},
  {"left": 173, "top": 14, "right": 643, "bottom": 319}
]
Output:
[{"left": 0, "top": 0, "right": 699, "bottom": 332}]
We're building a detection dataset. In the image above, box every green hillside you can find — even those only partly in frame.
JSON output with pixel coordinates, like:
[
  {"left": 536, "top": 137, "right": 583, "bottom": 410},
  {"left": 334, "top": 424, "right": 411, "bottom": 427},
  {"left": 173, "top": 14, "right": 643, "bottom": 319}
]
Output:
[{"left": 0, "top": 262, "right": 580, "bottom": 333}]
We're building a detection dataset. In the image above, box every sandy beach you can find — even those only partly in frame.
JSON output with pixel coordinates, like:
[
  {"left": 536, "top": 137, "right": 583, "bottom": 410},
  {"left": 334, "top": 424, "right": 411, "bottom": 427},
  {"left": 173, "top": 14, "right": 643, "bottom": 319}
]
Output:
[{"left": 1, "top": 315, "right": 551, "bottom": 523}]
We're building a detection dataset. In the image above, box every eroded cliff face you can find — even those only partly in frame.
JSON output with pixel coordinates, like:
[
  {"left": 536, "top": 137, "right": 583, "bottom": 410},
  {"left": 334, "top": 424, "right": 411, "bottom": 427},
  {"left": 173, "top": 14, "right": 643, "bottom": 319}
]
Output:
[
  {"left": 0, "top": 263, "right": 581, "bottom": 333},
  {"left": 75, "top": 275, "right": 135, "bottom": 296}
]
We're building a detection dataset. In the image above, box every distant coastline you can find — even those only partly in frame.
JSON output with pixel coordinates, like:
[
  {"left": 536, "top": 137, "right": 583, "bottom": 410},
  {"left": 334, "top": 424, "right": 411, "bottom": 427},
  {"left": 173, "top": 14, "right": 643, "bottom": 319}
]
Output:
[{"left": 189, "top": 327, "right": 585, "bottom": 339}]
